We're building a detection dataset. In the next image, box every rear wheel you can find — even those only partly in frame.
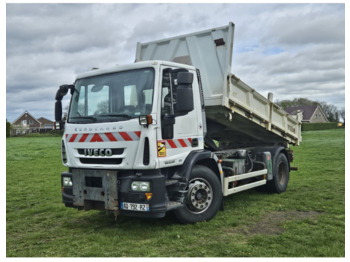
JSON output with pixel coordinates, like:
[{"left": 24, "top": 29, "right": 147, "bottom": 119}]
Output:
[
  {"left": 174, "top": 165, "right": 222, "bottom": 224},
  {"left": 266, "top": 153, "right": 289, "bottom": 193}
]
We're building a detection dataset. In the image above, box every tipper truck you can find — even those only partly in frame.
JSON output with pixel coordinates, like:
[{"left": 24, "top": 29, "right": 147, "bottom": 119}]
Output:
[{"left": 55, "top": 22, "right": 302, "bottom": 224}]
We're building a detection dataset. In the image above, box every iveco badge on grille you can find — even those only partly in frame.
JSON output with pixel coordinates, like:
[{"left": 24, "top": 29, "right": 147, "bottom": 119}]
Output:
[{"left": 84, "top": 148, "right": 113, "bottom": 157}]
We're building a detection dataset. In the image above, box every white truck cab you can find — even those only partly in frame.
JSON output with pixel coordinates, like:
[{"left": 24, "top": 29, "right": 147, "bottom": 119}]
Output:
[{"left": 63, "top": 61, "right": 203, "bottom": 171}]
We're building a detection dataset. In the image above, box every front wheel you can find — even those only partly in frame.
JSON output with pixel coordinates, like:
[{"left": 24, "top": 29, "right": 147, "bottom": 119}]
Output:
[{"left": 174, "top": 165, "right": 222, "bottom": 224}]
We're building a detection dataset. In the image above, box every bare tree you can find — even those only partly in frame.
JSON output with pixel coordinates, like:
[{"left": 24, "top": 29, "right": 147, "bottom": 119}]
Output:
[
  {"left": 275, "top": 97, "right": 317, "bottom": 110},
  {"left": 63, "top": 105, "right": 69, "bottom": 122},
  {"left": 318, "top": 102, "right": 339, "bottom": 122},
  {"left": 95, "top": 100, "right": 109, "bottom": 115},
  {"left": 339, "top": 108, "right": 345, "bottom": 126}
]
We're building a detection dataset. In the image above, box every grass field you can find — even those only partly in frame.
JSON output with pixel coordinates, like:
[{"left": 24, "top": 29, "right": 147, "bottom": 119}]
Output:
[{"left": 6, "top": 129, "right": 345, "bottom": 257}]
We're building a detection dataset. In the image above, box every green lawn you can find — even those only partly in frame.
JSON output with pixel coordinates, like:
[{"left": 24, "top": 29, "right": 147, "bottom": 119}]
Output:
[{"left": 6, "top": 129, "right": 345, "bottom": 257}]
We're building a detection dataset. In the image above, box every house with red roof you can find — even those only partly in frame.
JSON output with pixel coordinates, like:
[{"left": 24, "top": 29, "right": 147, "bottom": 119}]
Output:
[{"left": 11, "top": 111, "right": 55, "bottom": 136}]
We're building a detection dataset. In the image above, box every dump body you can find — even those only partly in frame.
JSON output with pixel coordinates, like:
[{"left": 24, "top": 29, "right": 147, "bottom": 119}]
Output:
[{"left": 136, "top": 22, "right": 302, "bottom": 147}]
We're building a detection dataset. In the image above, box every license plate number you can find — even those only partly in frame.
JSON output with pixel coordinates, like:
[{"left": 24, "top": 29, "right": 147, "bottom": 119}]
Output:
[{"left": 121, "top": 202, "right": 149, "bottom": 212}]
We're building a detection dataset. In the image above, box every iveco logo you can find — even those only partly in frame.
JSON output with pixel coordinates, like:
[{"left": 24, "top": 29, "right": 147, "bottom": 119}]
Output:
[{"left": 84, "top": 149, "right": 113, "bottom": 157}]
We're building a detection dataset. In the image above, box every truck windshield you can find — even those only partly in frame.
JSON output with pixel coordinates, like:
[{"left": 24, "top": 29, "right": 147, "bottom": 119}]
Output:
[{"left": 68, "top": 68, "right": 154, "bottom": 123}]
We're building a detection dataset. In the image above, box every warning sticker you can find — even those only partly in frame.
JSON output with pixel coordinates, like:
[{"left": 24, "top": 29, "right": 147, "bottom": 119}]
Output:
[{"left": 157, "top": 141, "right": 166, "bottom": 157}]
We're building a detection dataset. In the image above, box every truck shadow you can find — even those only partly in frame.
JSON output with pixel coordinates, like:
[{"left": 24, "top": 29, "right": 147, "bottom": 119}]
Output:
[{"left": 62, "top": 210, "right": 180, "bottom": 231}]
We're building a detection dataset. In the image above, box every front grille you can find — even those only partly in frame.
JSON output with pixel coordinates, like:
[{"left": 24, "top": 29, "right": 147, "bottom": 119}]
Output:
[
  {"left": 77, "top": 148, "right": 124, "bottom": 165},
  {"left": 77, "top": 148, "right": 124, "bottom": 156},
  {"left": 79, "top": 158, "right": 123, "bottom": 165}
]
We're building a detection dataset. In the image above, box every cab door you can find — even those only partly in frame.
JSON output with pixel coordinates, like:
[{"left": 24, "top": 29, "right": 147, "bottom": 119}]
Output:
[{"left": 156, "top": 66, "right": 201, "bottom": 167}]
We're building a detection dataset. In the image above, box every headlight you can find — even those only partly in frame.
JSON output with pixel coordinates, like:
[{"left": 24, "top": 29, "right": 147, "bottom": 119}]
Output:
[
  {"left": 140, "top": 182, "right": 150, "bottom": 191},
  {"left": 130, "top": 181, "right": 150, "bottom": 192},
  {"left": 63, "top": 177, "right": 73, "bottom": 187},
  {"left": 131, "top": 181, "right": 140, "bottom": 191}
]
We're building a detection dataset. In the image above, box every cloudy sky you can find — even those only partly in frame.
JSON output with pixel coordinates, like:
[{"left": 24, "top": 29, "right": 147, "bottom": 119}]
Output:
[{"left": 5, "top": 3, "right": 345, "bottom": 122}]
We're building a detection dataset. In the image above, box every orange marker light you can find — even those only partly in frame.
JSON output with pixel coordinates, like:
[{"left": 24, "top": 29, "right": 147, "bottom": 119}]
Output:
[
  {"left": 145, "top": 193, "right": 153, "bottom": 200},
  {"left": 147, "top": 115, "right": 153, "bottom": 125}
]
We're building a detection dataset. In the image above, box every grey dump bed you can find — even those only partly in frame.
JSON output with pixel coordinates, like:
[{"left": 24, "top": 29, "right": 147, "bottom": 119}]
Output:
[{"left": 136, "top": 22, "right": 302, "bottom": 147}]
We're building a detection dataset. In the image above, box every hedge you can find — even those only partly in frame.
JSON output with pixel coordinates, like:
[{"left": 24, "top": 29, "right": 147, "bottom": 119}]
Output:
[
  {"left": 24, "top": 130, "right": 64, "bottom": 137},
  {"left": 302, "top": 122, "right": 339, "bottom": 131},
  {"left": 6, "top": 121, "right": 11, "bottom": 137}
]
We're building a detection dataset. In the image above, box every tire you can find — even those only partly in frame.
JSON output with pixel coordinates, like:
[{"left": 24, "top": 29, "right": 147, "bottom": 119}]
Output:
[
  {"left": 266, "top": 153, "right": 289, "bottom": 193},
  {"left": 174, "top": 165, "right": 222, "bottom": 224}
]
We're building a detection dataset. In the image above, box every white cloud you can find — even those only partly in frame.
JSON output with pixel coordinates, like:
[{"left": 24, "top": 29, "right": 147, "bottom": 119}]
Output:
[{"left": 6, "top": 3, "right": 345, "bottom": 122}]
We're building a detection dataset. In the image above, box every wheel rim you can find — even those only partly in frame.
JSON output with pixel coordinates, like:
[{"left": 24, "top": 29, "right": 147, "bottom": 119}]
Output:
[
  {"left": 186, "top": 178, "right": 213, "bottom": 214},
  {"left": 277, "top": 161, "right": 286, "bottom": 185}
]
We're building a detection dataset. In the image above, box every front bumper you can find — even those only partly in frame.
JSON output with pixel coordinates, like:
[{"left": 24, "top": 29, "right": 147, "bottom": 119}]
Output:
[{"left": 61, "top": 169, "right": 168, "bottom": 218}]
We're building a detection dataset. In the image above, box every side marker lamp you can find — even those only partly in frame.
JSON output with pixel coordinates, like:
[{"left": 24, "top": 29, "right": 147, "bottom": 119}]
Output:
[
  {"left": 145, "top": 193, "right": 153, "bottom": 200},
  {"left": 139, "top": 115, "right": 153, "bottom": 127}
]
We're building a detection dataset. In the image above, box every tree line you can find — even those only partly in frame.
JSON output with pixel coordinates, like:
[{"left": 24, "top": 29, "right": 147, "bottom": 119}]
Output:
[
  {"left": 275, "top": 97, "right": 345, "bottom": 124},
  {"left": 6, "top": 119, "right": 11, "bottom": 137}
]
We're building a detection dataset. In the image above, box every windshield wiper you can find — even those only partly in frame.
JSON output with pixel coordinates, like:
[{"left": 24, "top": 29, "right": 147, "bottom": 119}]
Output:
[
  {"left": 99, "top": 114, "right": 132, "bottom": 119},
  {"left": 69, "top": 116, "right": 97, "bottom": 123}
]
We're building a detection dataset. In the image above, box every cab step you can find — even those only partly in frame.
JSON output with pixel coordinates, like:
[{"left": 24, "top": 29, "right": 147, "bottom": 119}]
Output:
[
  {"left": 165, "top": 180, "right": 179, "bottom": 186},
  {"left": 166, "top": 201, "right": 182, "bottom": 211}
]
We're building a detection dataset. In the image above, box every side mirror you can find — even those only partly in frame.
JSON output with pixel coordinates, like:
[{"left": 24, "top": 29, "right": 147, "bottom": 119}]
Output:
[
  {"left": 176, "top": 72, "right": 194, "bottom": 113},
  {"left": 177, "top": 72, "right": 193, "bottom": 85},
  {"left": 55, "top": 84, "right": 74, "bottom": 125},
  {"left": 56, "top": 84, "right": 74, "bottom": 101},
  {"left": 55, "top": 101, "right": 62, "bottom": 122}
]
